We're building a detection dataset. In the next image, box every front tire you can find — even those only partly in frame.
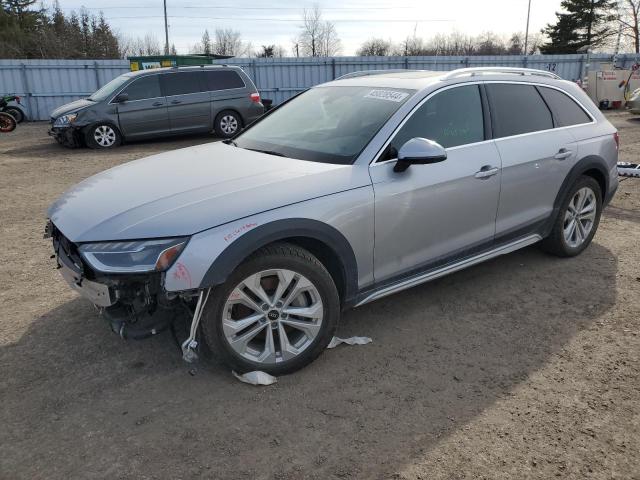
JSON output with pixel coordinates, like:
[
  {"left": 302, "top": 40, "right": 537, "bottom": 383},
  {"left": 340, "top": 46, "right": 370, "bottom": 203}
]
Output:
[
  {"left": 85, "top": 123, "right": 121, "bottom": 149},
  {"left": 541, "top": 175, "right": 602, "bottom": 257},
  {"left": 201, "top": 243, "right": 340, "bottom": 375}
]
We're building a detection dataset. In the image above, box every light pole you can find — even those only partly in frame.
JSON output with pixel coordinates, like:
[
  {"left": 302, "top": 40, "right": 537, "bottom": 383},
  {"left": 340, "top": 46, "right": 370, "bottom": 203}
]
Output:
[
  {"left": 163, "top": 0, "right": 169, "bottom": 55},
  {"left": 524, "top": 0, "right": 532, "bottom": 55}
]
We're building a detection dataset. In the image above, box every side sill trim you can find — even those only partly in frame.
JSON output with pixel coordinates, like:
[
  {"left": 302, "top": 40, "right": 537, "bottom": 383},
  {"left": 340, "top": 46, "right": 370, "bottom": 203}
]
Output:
[{"left": 354, "top": 234, "right": 542, "bottom": 307}]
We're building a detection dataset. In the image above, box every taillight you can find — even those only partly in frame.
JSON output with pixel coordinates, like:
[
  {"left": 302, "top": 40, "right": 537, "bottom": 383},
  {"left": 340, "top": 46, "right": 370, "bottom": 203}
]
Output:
[
  {"left": 614, "top": 132, "right": 619, "bottom": 150},
  {"left": 15, "top": 96, "right": 20, "bottom": 104},
  {"left": 250, "top": 92, "right": 261, "bottom": 103}
]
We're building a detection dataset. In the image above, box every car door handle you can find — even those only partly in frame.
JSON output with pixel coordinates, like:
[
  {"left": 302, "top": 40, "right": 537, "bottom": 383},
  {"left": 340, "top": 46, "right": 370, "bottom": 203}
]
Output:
[
  {"left": 554, "top": 148, "right": 573, "bottom": 160},
  {"left": 474, "top": 166, "right": 499, "bottom": 179},
  {"left": 152, "top": 101, "right": 164, "bottom": 107},
  {"left": 170, "top": 100, "right": 182, "bottom": 105}
]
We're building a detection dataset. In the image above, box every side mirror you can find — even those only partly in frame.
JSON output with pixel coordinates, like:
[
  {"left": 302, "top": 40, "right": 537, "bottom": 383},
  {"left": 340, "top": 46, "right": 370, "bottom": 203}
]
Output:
[
  {"left": 393, "top": 137, "right": 447, "bottom": 173},
  {"left": 113, "top": 92, "right": 129, "bottom": 103}
]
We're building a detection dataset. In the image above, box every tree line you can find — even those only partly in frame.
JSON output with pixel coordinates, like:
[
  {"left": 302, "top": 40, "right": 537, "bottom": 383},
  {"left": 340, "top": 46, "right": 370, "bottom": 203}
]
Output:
[{"left": 2, "top": 0, "right": 640, "bottom": 60}]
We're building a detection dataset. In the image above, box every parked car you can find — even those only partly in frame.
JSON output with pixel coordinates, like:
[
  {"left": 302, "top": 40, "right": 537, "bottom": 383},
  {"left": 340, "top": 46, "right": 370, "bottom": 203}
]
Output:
[
  {"left": 46, "top": 67, "right": 619, "bottom": 375},
  {"left": 626, "top": 87, "right": 640, "bottom": 114},
  {"left": 48, "top": 65, "right": 264, "bottom": 148}
]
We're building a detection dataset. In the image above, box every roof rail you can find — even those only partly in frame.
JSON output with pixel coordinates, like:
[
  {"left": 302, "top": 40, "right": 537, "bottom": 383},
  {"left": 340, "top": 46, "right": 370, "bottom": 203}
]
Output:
[
  {"left": 441, "top": 67, "right": 561, "bottom": 80},
  {"left": 336, "top": 69, "right": 416, "bottom": 80}
]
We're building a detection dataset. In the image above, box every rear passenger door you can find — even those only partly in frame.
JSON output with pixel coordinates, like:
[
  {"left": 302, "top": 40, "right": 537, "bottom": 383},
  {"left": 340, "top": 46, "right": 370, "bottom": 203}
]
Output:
[
  {"left": 486, "top": 82, "right": 578, "bottom": 239},
  {"left": 160, "top": 71, "right": 212, "bottom": 133},
  {"left": 115, "top": 75, "right": 169, "bottom": 139}
]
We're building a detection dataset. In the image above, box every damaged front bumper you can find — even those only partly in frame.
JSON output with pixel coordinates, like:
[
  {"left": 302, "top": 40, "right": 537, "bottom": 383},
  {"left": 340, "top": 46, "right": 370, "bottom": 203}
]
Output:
[
  {"left": 48, "top": 125, "right": 83, "bottom": 148},
  {"left": 47, "top": 221, "right": 192, "bottom": 340}
]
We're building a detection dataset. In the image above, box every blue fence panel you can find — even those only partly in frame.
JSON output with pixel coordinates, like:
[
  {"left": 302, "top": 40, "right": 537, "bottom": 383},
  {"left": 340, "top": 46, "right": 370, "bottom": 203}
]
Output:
[{"left": 2, "top": 54, "right": 640, "bottom": 120}]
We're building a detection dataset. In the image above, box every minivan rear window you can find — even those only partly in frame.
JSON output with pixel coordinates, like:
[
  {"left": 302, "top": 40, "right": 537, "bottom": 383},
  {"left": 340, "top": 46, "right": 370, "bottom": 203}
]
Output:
[
  {"left": 538, "top": 86, "right": 592, "bottom": 127},
  {"left": 161, "top": 72, "right": 206, "bottom": 96},
  {"left": 486, "top": 83, "right": 553, "bottom": 138},
  {"left": 205, "top": 70, "right": 245, "bottom": 91}
]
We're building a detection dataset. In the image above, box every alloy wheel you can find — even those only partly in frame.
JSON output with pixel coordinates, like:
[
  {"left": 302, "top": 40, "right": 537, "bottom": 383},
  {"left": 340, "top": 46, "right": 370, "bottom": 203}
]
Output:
[
  {"left": 563, "top": 186, "right": 597, "bottom": 248},
  {"left": 93, "top": 125, "right": 116, "bottom": 147},
  {"left": 220, "top": 115, "right": 238, "bottom": 135},
  {"left": 222, "top": 269, "right": 324, "bottom": 364}
]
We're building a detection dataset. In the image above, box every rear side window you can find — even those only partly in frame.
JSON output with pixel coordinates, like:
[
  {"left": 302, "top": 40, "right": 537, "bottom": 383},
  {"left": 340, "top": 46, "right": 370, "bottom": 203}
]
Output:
[
  {"left": 205, "top": 70, "right": 245, "bottom": 91},
  {"left": 388, "top": 84, "right": 484, "bottom": 152},
  {"left": 538, "top": 86, "right": 592, "bottom": 127},
  {"left": 122, "top": 75, "right": 161, "bottom": 101},
  {"left": 161, "top": 72, "right": 206, "bottom": 96},
  {"left": 486, "top": 83, "right": 553, "bottom": 138}
]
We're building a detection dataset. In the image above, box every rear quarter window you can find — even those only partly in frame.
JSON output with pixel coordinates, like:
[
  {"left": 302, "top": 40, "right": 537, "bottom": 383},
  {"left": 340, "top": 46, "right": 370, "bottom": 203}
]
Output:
[
  {"left": 538, "top": 86, "right": 592, "bottom": 127},
  {"left": 205, "top": 70, "right": 246, "bottom": 91},
  {"left": 486, "top": 83, "right": 553, "bottom": 138}
]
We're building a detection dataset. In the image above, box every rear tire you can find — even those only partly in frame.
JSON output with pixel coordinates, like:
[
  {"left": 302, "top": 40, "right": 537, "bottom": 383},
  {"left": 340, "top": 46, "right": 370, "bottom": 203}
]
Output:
[
  {"left": 4, "top": 107, "right": 24, "bottom": 123},
  {"left": 214, "top": 110, "right": 242, "bottom": 138},
  {"left": 541, "top": 175, "right": 602, "bottom": 257},
  {"left": 201, "top": 243, "right": 340, "bottom": 375},
  {"left": 85, "top": 123, "right": 121, "bottom": 149}
]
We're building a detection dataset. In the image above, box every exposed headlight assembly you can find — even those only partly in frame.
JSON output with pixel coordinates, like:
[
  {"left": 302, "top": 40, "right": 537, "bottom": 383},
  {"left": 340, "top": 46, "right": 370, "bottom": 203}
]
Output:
[
  {"left": 79, "top": 237, "right": 188, "bottom": 273},
  {"left": 53, "top": 112, "right": 78, "bottom": 127}
]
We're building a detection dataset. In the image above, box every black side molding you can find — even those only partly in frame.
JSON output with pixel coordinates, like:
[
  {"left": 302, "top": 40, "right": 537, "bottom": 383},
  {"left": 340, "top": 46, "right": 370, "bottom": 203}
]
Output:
[{"left": 199, "top": 218, "right": 359, "bottom": 306}]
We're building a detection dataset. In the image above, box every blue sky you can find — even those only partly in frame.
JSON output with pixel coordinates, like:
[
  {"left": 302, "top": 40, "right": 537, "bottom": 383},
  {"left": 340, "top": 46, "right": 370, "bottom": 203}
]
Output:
[{"left": 55, "top": 0, "right": 564, "bottom": 55}]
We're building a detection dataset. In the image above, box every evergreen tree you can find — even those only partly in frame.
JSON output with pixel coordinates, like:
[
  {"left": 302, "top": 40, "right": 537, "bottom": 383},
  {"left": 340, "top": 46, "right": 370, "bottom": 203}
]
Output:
[{"left": 541, "top": 0, "right": 617, "bottom": 53}]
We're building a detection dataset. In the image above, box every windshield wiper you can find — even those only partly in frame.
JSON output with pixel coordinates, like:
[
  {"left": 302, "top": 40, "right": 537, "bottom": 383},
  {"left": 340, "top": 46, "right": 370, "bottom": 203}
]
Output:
[
  {"left": 223, "top": 139, "right": 237, "bottom": 146},
  {"left": 246, "top": 148, "right": 287, "bottom": 157}
]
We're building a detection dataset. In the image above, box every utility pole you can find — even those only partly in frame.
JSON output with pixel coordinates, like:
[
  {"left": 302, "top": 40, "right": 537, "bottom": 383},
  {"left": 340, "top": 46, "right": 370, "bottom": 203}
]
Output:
[
  {"left": 163, "top": 0, "right": 169, "bottom": 55},
  {"left": 524, "top": 0, "right": 532, "bottom": 55}
]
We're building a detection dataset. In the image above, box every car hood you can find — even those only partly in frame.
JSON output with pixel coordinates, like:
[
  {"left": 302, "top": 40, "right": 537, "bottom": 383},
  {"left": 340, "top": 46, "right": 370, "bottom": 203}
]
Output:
[
  {"left": 50, "top": 99, "right": 94, "bottom": 119},
  {"left": 48, "top": 142, "right": 369, "bottom": 242}
]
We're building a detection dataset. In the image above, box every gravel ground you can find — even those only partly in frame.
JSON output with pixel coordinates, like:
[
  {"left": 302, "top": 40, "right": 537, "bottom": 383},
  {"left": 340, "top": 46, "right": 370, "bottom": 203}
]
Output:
[{"left": 1, "top": 115, "right": 639, "bottom": 480}]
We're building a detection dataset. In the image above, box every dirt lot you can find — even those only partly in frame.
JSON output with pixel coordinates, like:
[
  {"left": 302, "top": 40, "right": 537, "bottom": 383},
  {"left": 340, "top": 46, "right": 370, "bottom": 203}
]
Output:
[{"left": 1, "top": 115, "right": 639, "bottom": 480}]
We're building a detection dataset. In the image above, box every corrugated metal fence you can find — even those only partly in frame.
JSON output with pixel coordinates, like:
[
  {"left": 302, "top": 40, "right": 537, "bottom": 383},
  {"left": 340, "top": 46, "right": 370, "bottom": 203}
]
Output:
[{"left": 2, "top": 54, "right": 640, "bottom": 120}]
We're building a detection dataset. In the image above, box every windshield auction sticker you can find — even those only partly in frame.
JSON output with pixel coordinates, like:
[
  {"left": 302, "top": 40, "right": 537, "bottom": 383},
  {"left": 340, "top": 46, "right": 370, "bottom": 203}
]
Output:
[{"left": 365, "top": 90, "right": 410, "bottom": 102}]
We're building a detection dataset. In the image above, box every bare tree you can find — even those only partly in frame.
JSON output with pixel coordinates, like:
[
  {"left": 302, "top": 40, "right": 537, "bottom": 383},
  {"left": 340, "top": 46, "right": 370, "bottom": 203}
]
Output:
[
  {"left": 118, "top": 32, "right": 162, "bottom": 57},
  {"left": 619, "top": 0, "right": 640, "bottom": 53},
  {"left": 201, "top": 29, "right": 211, "bottom": 55},
  {"left": 213, "top": 28, "right": 245, "bottom": 56},
  {"left": 357, "top": 38, "right": 392, "bottom": 56},
  {"left": 297, "top": 5, "right": 341, "bottom": 57}
]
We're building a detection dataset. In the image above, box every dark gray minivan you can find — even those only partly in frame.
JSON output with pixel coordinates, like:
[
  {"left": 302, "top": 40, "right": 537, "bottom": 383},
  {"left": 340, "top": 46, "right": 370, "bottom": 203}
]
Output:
[{"left": 49, "top": 65, "right": 264, "bottom": 149}]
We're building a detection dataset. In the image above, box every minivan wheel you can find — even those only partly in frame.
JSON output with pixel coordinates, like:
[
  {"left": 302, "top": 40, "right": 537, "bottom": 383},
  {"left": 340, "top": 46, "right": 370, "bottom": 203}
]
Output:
[
  {"left": 85, "top": 123, "right": 121, "bottom": 149},
  {"left": 214, "top": 110, "right": 241, "bottom": 138},
  {"left": 201, "top": 243, "right": 340, "bottom": 375},
  {"left": 541, "top": 175, "right": 602, "bottom": 257}
]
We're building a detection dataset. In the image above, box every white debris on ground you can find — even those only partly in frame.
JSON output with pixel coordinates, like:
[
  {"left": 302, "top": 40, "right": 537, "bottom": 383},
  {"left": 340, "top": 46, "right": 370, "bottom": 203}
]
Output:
[
  {"left": 327, "top": 336, "right": 373, "bottom": 349},
  {"left": 232, "top": 337, "right": 373, "bottom": 385},
  {"left": 232, "top": 371, "right": 277, "bottom": 386}
]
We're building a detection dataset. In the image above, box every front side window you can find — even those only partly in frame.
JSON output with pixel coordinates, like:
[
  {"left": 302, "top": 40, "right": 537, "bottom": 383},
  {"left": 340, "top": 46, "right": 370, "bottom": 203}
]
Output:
[
  {"left": 122, "top": 75, "right": 162, "bottom": 101},
  {"left": 538, "top": 86, "right": 592, "bottom": 127},
  {"left": 90, "top": 74, "right": 131, "bottom": 102},
  {"left": 161, "top": 71, "right": 206, "bottom": 96},
  {"left": 486, "top": 83, "right": 553, "bottom": 138},
  {"left": 234, "top": 86, "right": 415, "bottom": 164},
  {"left": 385, "top": 85, "right": 485, "bottom": 158}
]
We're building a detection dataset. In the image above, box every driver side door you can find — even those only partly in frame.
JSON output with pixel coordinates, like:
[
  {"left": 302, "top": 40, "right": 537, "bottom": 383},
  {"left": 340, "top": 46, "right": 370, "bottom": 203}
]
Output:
[{"left": 370, "top": 84, "right": 502, "bottom": 283}]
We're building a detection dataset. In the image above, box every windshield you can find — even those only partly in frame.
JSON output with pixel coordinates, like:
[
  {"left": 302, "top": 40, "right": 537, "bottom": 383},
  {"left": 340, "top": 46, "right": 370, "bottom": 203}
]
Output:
[
  {"left": 88, "top": 75, "right": 131, "bottom": 102},
  {"left": 234, "top": 85, "right": 415, "bottom": 164}
]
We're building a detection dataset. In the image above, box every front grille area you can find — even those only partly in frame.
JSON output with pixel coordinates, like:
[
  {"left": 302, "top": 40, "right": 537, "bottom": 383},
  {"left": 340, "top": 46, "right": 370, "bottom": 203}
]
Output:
[{"left": 50, "top": 222, "right": 84, "bottom": 273}]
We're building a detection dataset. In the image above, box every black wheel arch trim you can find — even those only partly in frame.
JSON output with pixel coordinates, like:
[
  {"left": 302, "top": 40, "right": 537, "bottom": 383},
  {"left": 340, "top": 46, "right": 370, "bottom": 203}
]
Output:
[
  {"left": 199, "top": 218, "right": 359, "bottom": 306},
  {"left": 542, "top": 155, "right": 610, "bottom": 238}
]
